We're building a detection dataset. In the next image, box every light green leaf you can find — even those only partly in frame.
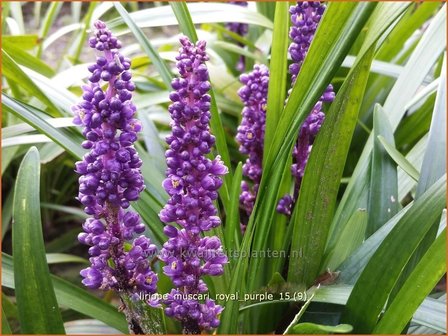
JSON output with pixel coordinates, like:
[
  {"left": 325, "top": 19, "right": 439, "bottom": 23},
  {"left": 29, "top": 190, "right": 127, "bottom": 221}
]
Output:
[
  {"left": 2, "top": 34, "right": 40, "bottom": 50},
  {"left": 378, "top": 135, "right": 420, "bottom": 181},
  {"left": 36, "top": 2, "right": 62, "bottom": 58},
  {"left": 114, "top": 2, "right": 173, "bottom": 88},
  {"left": 210, "top": 40, "right": 266, "bottom": 63},
  {"left": 39, "top": 142, "right": 65, "bottom": 164},
  {"left": 2, "top": 50, "right": 60, "bottom": 116},
  {"left": 170, "top": 2, "right": 198, "bottom": 42},
  {"left": 263, "top": 1, "right": 289, "bottom": 163},
  {"left": 367, "top": 105, "right": 398, "bottom": 237},
  {"left": 287, "top": 46, "right": 375, "bottom": 287},
  {"left": 248, "top": 2, "right": 377, "bottom": 293},
  {"left": 9, "top": 2, "right": 25, "bottom": 34},
  {"left": 256, "top": 2, "right": 276, "bottom": 22},
  {"left": 46, "top": 253, "right": 88, "bottom": 264},
  {"left": 375, "top": 2, "right": 440, "bottom": 62},
  {"left": 290, "top": 323, "right": 353, "bottom": 335},
  {"left": 3, "top": 40, "right": 54, "bottom": 77},
  {"left": 342, "top": 175, "right": 446, "bottom": 333},
  {"left": 106, "top": 3, "right": 273, "bottom": 32},
  {"left": 284, "top": 288, "right": 317, "bottom": 334},
  {"left": 71, "top": 2, "right": 96, "bottom": 64},
  {"left": 395, "top": 55, "right": 447, "bottom": 313},
  {"left": 329, "top": 4, "right": 446, "bottom": 254},
  {"left": 224, "top": 162, "right": 242, "bottom": 254},
  {"left": 398, "top": 135, "right": 427, "bottom": 200},
  {"left": 322, "top": 208, "right": 367, "bottom": 272},
  {"left": 374, "top": 229, "right": 446, "bottom": 333},
  {"left": 415, "top": 56, "right": 446, "bottom": 197},
  {"left": 2, "top": 253, "right": 128, "bottom": 333},
  {"left": 337, "top": 202, "right": 412, "bottom": 285},
  {"left": 12, "top": 147, "right": 65, "bottom": 334},
  {"left": 2, "top": 94, "right": 85, "bottom": 159}
]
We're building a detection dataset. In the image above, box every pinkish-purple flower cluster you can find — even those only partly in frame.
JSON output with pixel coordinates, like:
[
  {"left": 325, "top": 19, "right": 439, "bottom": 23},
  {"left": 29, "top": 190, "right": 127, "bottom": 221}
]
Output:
[
  {"left": 226, "top": 1, "right": 249, "bottom": 37},
  {"left": 277, "top": 1, "right": 335, "bottom": 216},
  {"left": 236, "top": 64, "right": 269, "bottom": 228},
  {"left": 226, "top": 1, "right": 249, "bottom": 71},
  {"left": 159, "top": 36, "right": 228, "bottom": 333},
  {"left": 74, "top": 21, "right": 158, "bottom": 298}
]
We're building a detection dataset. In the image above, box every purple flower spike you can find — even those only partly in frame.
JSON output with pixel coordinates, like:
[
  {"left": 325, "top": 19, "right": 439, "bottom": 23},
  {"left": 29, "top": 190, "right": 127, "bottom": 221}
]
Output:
[
  {"left": 277, "top": 2, "right": 335, "bottom": 215},
  {"left": 236, "top": 64, "right": 269, "bottom": 228},
  {"left": 159, "top": 36, "right": 228, "bottom": 333},
  {"left": 289, "top": 1, "right": 325, "bottom": 83},
  {"left": 74, "top": 20, "right": 158, "bottom": 298}
]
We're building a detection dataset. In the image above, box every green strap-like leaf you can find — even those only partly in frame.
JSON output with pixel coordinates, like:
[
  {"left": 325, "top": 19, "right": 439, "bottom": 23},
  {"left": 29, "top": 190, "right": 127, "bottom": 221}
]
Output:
[
  {"left": 367, "top": 105, "right": 398, "bottom": 237},
  {"left": 2, "top": 34, "right": 39, "bottom": 50},
  {"left": 415, "top": 56, "right": 447, "bottom": 198},
  {"left": 2, "top": 40, "right": 54, "bottom": 77},
  {"left": 256, "top": 2, "right": 276, "bottom": 22},
  {"left": 378, "top": 135, "right": 420, "bottom": 181},
  {"left": 106, "top": 3, "right": 273, "bottom": 31},
  {"left": 224, "top": 162, "right": 243, "bottom": 254},
  {"left": 2, "top": 307, "right": 12, "bottom": 335},
  {"left": 247, "top": 2, "right": 377, "bottom": 293},
  {"left": 342, "top": 174, "right": 446, "bottom": 333},
  {"left": 2, "top": 50, "right": 60, "bottom": 116},
  {"left": 336, "top": 202, "right": 412, "bottom": 285},
  {"left": 289, "top": 323, "right": 353, "bottom": 335},
  {"left": 71, "top": 2, "right": 97, "bottom": 64},
  {"left": 2, "top": 94, "right": 85, "bottom": 159},
  {"left": 287, "top": 46, "right": 375, "bottom": 287},
  {"left": 114, "top": 2, "right": 173, "bottom": 89},
  {"left": 283, "top": 288, "right": 317, "bottom": 334},
  {"left": 373, "top": 229, "right": 446, "bottom": 333},
  {"left": 12, "top": 147, "right": 65, "bottom": 334},
  {"left": 36, "top": 2, "right": 62, "bottom": 58},
  {"left": 2, "top": 253, "right": 128, "bottom": 333},
  {"left": 45, "top": 253, "right": 88, "bottom": 264},
  {"left": 328, "top": 3, "right": 445, "bottom": 256},
  {"left": 170, "top": 2, "right": 198, "bottom": 42},
  {"left": 322, "top": 208, "right": 367, "bottom": 272},
  {"left": 263, "top": 1, "right": 289, "bottom": 160},
  {"left": 263, "top": 2, "right": 377, "bottom": 170},
  {"left": 392, "top": 55, "right": 447, "bottom": 315}
]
